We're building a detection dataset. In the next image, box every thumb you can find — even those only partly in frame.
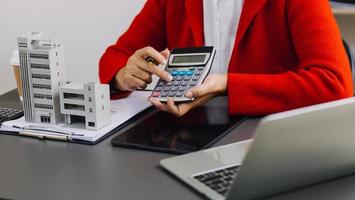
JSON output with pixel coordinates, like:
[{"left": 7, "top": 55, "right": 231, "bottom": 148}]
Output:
[
  {"left": 185, "top": 84, "right": 210, "bottom": 98},
  {"left": 160, "top": 48, "right": 170, "bottom": 60}
]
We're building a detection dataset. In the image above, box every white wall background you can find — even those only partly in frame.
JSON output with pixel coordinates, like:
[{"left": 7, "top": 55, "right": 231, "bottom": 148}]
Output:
[
  {"left": 0, "top": 0, "right": 146, "bottom": 95},
  {"left": 0, "top": 1, "right": 354, "bottom": 95}
]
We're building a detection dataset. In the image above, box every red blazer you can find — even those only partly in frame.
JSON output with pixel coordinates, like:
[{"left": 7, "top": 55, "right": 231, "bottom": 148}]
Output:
[{"left": 99, "top": 0, "right": 353, "bottom": 116}]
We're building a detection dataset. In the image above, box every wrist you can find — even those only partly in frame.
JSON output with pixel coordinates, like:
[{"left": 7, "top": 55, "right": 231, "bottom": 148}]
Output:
[
  {"left": 114, "top": 68, "right": 127, "bottom": 91},
  {"left": 217, "top": 74, "right": 228, "bottom": 95}
]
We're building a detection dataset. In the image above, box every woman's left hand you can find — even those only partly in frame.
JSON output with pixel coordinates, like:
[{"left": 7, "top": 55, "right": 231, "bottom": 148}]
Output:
[{"left": 149, "top": 74, "right": 227, "bottom": 117}]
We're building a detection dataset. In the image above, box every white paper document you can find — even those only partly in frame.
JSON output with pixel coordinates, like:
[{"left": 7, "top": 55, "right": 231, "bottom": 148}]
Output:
[{"left": 0, "top": 91, "right": 152, "bottom": 143}]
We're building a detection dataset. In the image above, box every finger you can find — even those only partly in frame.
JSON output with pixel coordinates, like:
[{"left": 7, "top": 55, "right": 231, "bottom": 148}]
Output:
[
  {"left": 142, "top": 63, "right": 172, "bottom": 82},
  {"left": 166, "top": 97, "right": 181, "bottom": 116},
  {"left": 127, "top": 56, "right": 158, "bottom": 84},
  {"left": 131, "top": 67, "right": 152, "bottom": 82},
  {"left": 185, "top": 83, "right": 210, "bottom": 98},
  {"left": 168, "top": 99, "right": 193, "bottom": 117},
  {"left": 136, "top": 46, "right": 167, "bottom": 65},
  {"left": 149, "top": 98, "right": 168, "bottom": 112},
  {"left": 147, "top": 76, "right": 153, "bottom": 84},
  {"left": 127, "top": 76, "right": 148, "bottom": 90},
  {"left": 175, "top": 103, "right": 191, "bottom": 117},
  {"left": 146, "top": 61, "right": 172, "bottom": 82},
  {"left": 135, "top": 47, "right": 173, "bottom": 81},
  {"left": 160, "top": 48, "right": 170, "bottom": 60},
  {"left": 132, "top": 55, "right": 172, "bottom": 82}
]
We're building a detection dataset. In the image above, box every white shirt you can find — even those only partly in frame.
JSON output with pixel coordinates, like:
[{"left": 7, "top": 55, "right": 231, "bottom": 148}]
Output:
[{"left": 203, "top": 0, "right": 244, "bottom": 74}]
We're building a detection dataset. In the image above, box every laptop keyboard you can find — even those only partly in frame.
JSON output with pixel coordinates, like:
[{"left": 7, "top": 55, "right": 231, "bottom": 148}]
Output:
[
  {"left": 193, "top": 165, "right": 239, "bottom": 196},
  {"left": 0, "top": 107, "right": 23, "bottom": 124}
]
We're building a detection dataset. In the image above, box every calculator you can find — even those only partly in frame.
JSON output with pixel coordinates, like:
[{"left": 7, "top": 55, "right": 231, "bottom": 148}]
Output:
[
  {"left": 0, "top": 107, "right": 23, "bottom": 124},
  {"left": 151, "top": 46, "right": 216, "bottom": 102}
]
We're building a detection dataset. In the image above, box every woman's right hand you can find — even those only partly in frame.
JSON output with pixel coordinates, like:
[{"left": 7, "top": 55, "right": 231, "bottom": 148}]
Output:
[{"left": 114, "top": 47, "right": 172, "bottom": 91}]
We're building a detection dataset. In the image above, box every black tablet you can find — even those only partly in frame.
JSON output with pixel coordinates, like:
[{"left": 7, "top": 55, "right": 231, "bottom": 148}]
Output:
[{"left": 111, "top": 97, "right": 245, "bottom": 154}]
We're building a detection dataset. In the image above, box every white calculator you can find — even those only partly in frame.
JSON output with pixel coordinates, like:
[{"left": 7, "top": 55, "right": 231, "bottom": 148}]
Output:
[{"left": 150, "top": 46, "right": 216, "bottom": 102}]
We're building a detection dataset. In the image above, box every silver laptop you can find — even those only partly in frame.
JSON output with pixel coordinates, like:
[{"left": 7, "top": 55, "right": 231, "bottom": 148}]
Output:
[{"left": 160, "top": 97, "right": 355, "bottom": 200}]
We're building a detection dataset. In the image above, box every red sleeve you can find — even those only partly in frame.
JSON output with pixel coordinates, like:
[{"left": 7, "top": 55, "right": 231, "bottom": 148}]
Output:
[
  {"left": 99, "top": 0, "right": 167, "bottom": 99},
  {"left": 228, "top": 0, "right": 353, "bottom": 115}
]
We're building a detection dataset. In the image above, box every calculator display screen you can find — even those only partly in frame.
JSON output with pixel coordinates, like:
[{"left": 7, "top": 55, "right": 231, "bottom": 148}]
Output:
[{"left": 172, "top": 55, "right": 206, "bottom": 64}]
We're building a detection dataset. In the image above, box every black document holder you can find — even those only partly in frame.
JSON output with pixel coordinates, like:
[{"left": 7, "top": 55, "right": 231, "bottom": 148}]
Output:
[
  {"left": 111, "top": 96, "right": 246, "bottom": 154},
  {"left": 0, "top": 106, "right": 154, "bottom": 145}
]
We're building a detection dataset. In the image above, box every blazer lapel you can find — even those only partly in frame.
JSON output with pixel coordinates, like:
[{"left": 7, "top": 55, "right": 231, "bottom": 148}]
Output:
[
  {"left": 235, "top": 0, "right": 268, "bottom": 48},
  {"left": 185, "top": 0, "right": 204, "bottom": 46},
  {"left": 229, "top": 0, "right": 268, "bottom": 70}
]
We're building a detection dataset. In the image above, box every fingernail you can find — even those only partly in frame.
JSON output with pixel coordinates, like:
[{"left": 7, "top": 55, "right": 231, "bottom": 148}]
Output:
[{"left": 167, "top": 75, "right": 173, "bottom": 81}]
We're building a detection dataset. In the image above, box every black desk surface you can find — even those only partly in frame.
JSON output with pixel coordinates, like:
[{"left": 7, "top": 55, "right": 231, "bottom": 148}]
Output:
[{"left": 1, "top": 90, "right": 355, "bottom": 200}]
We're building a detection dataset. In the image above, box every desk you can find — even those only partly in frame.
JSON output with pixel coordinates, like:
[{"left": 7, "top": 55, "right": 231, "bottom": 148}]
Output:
[{"left": 1, "top": 90, "right": 355, "bottom": 200}]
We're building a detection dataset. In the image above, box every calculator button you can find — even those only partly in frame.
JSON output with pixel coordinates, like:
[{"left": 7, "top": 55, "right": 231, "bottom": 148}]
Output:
[
  {"left": 195, "top": 70, "right": 203, "bottom": 75},
  {"left": 171, "top": 86, "right": 179, "bottom": 91},
  {"left": 168, "top": 92, "right": 177, "bottom": 97},
  {"left": 157, "top": 81, "right": 165, "bottom": 86},
  {"left": 176, "top": 76, "right": 183, "bottom": 81},
  {"left": 186, "top": 71, "right": 194, "bottom": 76},
  {"left": 155, "top": 86, "right": 163, "bottom": 91},
  {"left": 174, "top": 81, "right": 181, "bottom": 86},
  {"left": 176, "top": 91, "right": 184, "bottom": 97},
  {"left": 184, "top": 76, "right": 192, "bottom": 81},
  {"left": 161, "top": 91, "right": 169, "bottom": 97},
  {"left": 152, "top": 91, "right": 161, "bottom": 97},
  {"left": 192, "top": 76, "right": 200, "bottom": 81},
  {"left": 171, "top": 71, "right": 179, "bottom": 76},
  {"left": 190, "top": 81, "right": 198, "bottom": 86},
  {"left": 179, "top": 71, "right": 187, "bottom": 76},
  {"left": 178, "top": 86, "right": 186, "bottom": 91},
  {"left": 164, "top": 86, "right": 172, "bottom": 91},
  {"left": 166, "top": 82, "right": 173, "bottom": 86},
  {"left": 182, "top": 81, "right": 189, "bottom": 86}
]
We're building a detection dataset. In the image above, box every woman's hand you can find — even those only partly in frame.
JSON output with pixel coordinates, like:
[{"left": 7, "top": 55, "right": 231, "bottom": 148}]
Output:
[
  {"left": 114, "top": 47, "right": 172, "bottom": 91},
  {"left": 149, "top": 74, "right": 227, "bottom": 117}
]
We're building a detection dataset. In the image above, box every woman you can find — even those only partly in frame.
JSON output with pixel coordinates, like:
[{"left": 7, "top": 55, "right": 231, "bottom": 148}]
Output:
[{"left": 99, "top": 0, "right": 353, "bottom": 117}]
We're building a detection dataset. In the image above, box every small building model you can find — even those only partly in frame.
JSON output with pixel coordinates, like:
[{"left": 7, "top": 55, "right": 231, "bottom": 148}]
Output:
[
  {"left": 59, "top": 82, "right": 111, "bottom": 130},
  {"left": 17, "top": 32, "right": 66, "bottom": 124}
]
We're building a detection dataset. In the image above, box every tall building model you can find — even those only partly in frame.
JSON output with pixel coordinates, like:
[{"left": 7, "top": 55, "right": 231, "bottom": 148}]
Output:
[
  {"left": 17, "top": 32, "right": 66, "bottom": 124},
  {"left": 59, "top": 82, "right": 111, "bottom": 130}
]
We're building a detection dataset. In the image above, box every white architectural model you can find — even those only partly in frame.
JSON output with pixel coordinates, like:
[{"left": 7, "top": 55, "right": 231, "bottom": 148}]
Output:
[
  {"left": 59, "top": 82, "right": 111, "bottom": 130},
  {"left": 17, "top": 32, "right": 66, "bottom": 124}
]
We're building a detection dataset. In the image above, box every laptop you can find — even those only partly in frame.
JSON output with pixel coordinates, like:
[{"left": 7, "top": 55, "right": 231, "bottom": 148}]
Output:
[{"left": 160, "top": 97, "right": 355, "bottom": 200}]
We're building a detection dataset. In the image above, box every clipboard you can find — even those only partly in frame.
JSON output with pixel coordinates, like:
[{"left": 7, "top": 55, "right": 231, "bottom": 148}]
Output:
[{"left": 0, "top": 91, "right": 153, "bottom": 145}]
